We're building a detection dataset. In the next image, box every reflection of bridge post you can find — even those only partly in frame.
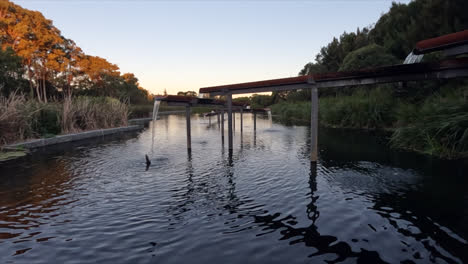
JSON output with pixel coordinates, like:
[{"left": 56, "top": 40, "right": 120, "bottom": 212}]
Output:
[
  {"left": 221, "top": 109, "right": 225, "bottom": 144},
  {"left": 185, "top": 105, "right": 191, "bottom": 150},
  {"left": 227, "top": 94, "right": 233, "bottom": 150},
  {"left": 310, "top": 87, "right": 318, "bottom": 162},
  {"left": 240, "top": 108, "right": 243, "bottom": 133},
  {"left": 253, "top": 111, "right": 257, "bottom": 131},
  {"left": 308, "top": 162, "right": 319, "bottom": 223}
]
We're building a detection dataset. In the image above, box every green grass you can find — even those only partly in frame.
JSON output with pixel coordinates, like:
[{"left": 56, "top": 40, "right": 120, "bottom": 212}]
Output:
[
  {"left": 271, "top": 85, "right": 468, "bottom": 159},
  {"left": 272, "top": 87, "right": 395, "bottom": 129},
  {"left": 391, "top": 95, "right": 468, "bottom": 159},
  {"left": 319, "top": 87, "right": 395, "bottom": 129}
]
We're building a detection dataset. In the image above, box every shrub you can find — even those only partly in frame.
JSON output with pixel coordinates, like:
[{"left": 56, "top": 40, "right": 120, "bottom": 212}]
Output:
[
  {"left": 319, "top": 87, "right": 395, "bottom": 129},
  {"left": 129, "top": 104, "right": 153, "bottom": 118},
  {"left": 391, "top": 93, "right": 468, "bottom": 159},
  {"left": 62, "top": 96, "right": 128, "bottom": 133}
]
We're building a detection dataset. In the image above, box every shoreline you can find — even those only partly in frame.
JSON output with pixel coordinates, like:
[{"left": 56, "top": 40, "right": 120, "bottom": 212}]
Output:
[{"left": 3, "top": 125, "right": 143, "bottom": 150}]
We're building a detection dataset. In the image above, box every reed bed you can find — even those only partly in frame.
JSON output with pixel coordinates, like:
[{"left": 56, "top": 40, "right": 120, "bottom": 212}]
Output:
[{"left": 0, "top": 93, "right": 129, "bottom": 145}]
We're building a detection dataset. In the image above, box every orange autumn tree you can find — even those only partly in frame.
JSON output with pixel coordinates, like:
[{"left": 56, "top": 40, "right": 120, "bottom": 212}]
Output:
[{"left": 0, "top": 0, "right": 151, "bottom": 104}]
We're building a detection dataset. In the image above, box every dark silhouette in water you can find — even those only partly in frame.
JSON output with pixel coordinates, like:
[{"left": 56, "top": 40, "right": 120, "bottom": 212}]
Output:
[{"left": 145, "top": 154, "right": 151, "bottom": 170}]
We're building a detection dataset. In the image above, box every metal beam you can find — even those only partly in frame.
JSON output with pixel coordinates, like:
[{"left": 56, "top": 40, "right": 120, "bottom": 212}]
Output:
[
  {"left": 312, "top": 68, "right": 468, "bottom": 88},
  {"left": 202, "top": 67, "right": 468, "bottom": 97},
  {"left": 207, "top": 83, "right": 312, "bottom": 96}
]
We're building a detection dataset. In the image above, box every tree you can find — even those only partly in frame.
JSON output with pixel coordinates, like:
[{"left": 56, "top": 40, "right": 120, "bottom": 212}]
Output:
[
  {"left": 0, "top": 47, "right": 28, "bottom": 96},
  {"left": 339, "top": 44, "right": 399, "bottom": 72}
]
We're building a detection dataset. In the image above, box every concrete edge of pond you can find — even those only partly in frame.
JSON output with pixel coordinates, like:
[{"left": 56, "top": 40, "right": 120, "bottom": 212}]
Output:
[{"left": 5, "top": 125, "right": 144, "bottom": 150}]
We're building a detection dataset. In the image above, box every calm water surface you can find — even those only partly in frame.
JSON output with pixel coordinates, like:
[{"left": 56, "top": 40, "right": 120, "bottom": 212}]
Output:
[{"left": 1, "top": 114, "right": 467, "bottom": 263}]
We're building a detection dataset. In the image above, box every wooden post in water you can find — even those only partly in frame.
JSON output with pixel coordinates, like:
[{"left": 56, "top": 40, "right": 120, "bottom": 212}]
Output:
[
  {"left": 217, "top": 112, "right": 220, "bottom": 129},
  {"left": 186, "top": 105, "right": 191, "bottom": 150},
  {"left": 209, "top": 115, "right": 211, "bottom": 126},
  {"left": 227, "top": 94, "right": 233, "bottom": 150},
  {"left": 253, "top": 111, "right": 257, "bottom": 131},
  {"left": 240, "top": 108, "right": 243, "bottom": 133},
  {"left": 233, "top": 111, "right": 236, "bottom": 132},
  {"left": 310, "top": 87, "right": 318, "bottom": 162},
  {"left": 221, "top": 109, "right": 225, "bottom": 144}
]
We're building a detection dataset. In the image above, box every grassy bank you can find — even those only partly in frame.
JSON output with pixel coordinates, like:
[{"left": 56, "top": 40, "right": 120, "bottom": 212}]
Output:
[
  {"left": 0, "top": 93, "right": 129, "bottom": 146},
  {"left": 271, "top": 86, "right": 468, "bottom": 159}
]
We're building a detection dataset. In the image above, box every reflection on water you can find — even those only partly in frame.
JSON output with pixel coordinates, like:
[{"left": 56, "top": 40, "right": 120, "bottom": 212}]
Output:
[{"left": 0, "top": 114, "right": 467, "bottom": 263}]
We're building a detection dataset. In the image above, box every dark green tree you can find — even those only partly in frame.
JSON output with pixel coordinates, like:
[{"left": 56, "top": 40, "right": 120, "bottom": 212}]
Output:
[{"left": 0, "top": 47, "right": 28, "bottom": 96}]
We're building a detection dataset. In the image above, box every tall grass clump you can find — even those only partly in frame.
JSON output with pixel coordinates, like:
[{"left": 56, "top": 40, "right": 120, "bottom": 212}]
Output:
[
  {"left": 0, "top": 92, "right": 59, "bottom": 144},
  {"left": 319, "top": 87, "right": 395, "bottom": 129},
  {"left": 62, "top": 96, "right": 128, "bottom": 133},
  {"left": 0, "top": 92, "right": 29, "bottom": 144},
  {"left": 271, "top": 101, "right": 311, "bottom": 125},
  {"left": 1, "top": 93, "right": 129, "bottom": 145},
  {"left": 391, "top": 92, "right": 468, "bottom": 159}
]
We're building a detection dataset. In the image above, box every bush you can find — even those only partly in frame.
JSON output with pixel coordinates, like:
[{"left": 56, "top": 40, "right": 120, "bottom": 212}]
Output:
[
  {"left": 62, "top": 96, "right": 128, "bottom": 133},
  {"left": 129, "top": 104, "right": 153, "bottom": 118},
  {"left": 271, "top": 101, "right": 311, "bottom": 125},
  {"left": 339, "top": 44, "right": 399, "bottom": 72},
  {"left": 319, "top": 87, "right": 395, "bottom": 129},
  {"left": 391, "top": 92, "right": 468, "bottom": 159},
  {"left": 33, "top": 104, "right": 61, "bottom": 136}
]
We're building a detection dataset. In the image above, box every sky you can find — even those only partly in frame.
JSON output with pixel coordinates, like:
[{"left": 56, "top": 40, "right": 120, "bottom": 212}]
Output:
[{"left": 16, "top": 0, "right": 411, "bottom": 95}]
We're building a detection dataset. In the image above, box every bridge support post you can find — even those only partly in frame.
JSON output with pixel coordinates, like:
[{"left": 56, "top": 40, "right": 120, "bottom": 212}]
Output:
[
  {"left": 217, "top": 112, "right": 220, "bottom": 128},
  {"left": 221, "top": 109, "right": 225, "bottom": 144},
  {"left": 209, "top": 115, "right": 211, "bottom": 126},
  {"left": 233, "top": 111, "right": 235, "bottom": 132},
  {"left": 311, "top": 87, "right": 318, "bottom": 162},
  {"left": 186, "top": 105, "right": 191, "bottom": 150},
  {"left": 227, "top": 94, "right": 233, "bottom": 150},
  {"left": 253, "top": 111, "right": 257, "bottom": 131},
  {"left": 240, "top": 108, "right": 243, "bottom": 133}
]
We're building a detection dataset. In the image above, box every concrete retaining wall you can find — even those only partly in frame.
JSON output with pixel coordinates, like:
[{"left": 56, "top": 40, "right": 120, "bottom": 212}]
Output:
[
  {"left": 7, "top": 125, "right": 143, "bottom": 149},
  {"left": 129, "top": 118, "right": 153, "bottom": 125}
]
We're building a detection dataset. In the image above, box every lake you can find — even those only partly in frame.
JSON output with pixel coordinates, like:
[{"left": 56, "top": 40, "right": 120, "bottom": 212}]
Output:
[{"left": 1, "top": 113, "right": 467, "bottom": 263}]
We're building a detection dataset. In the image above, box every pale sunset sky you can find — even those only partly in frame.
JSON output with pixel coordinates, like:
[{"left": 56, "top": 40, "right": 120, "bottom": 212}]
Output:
[{"left": 16, "top": 0, "right": 411, "bottom": 95}]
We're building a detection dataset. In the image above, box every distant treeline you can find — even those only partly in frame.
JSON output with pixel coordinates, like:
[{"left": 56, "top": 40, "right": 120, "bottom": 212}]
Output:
[{"left": 0, "top": 0, "right": 151, "bottom": 104}]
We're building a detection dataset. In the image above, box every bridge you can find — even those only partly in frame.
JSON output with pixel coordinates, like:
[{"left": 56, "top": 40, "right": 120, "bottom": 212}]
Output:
[{"left": 197, "top": 30, "right": 468, "bottom": 162}]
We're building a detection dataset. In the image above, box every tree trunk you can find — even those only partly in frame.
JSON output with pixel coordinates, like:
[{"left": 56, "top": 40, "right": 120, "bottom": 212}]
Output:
[
  {"left": 42, "top": 74, "right": 47, "bottom": 103},
  {"left": 35, "top": 81, "right": 42, "bottom": 103}
]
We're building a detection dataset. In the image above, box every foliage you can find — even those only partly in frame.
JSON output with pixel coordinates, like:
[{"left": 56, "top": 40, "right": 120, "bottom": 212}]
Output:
[
  {"left": 391, "top": 95, "right": 468, "bottom": 159},
  {"left": 61, "top": 96, "right": 128, "bottom": 133},
  {"left": 250, "top": 94, "right": 273, "bottom": 108},
  {"left": 319, "top": 87, "right": 396, "bottom": 129},
  {"left": 339, "top": 44, "right": 399, "bottom": 71},
  {"left": 271, "top": 101, "right": 311, "bottom": 126},
  {"left": 177, "top": 91, "right": 197, "bottom": 97},
  {"left": 0, "top": 0, "right": 152, "bottom": 103},
  {"left": 0, "top": 93, "right": 129, "bottom": 145},
  {"left": 0, "top": 47, "right": 28, "bottom": 96},
  {"left": 129, "top": 104, "right": 154, "bottom": 119},
  {"left": 298, "top": 0, "right": 468, "bottom": 74},
  {"left": 233, "top": 96, "right": 250, "bottom": 104}
]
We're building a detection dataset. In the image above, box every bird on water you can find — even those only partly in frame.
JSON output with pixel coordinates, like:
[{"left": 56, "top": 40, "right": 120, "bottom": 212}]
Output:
[{"left": 145, "top": 154, "right": 151, "bottom": 170}]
